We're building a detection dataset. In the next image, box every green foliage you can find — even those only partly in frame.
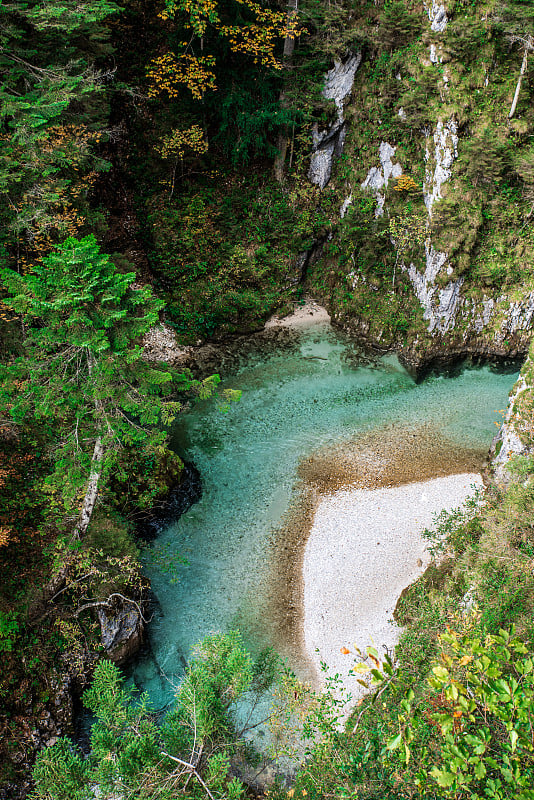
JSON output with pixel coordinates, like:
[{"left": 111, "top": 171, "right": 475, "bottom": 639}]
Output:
[
  {"left": 32, "top": 737, "right": 89, "bottom": 800},
  {"left": 291, "top": 623, "right": 534, "bottom": 800},
  {"left": 0, "top": 235, "right": 188, "bottom": 511},
  {"left": 422, "top": 490, "right": 484, "bottom": 558},
  {"left": 0, "top": 0, "right": 119, "bottom": 248},
  {"left": 165, "top": 631, "right": 255, "bottom": 744},
  {"left": 107, "top": 443, "right": 184, "bottom": 512},
  {"left": 0, "top": 611, "right": 20, "bottom": 654},
  {"left": 386, "top": 624, "right": 534, "bottom": 800},
  {"left": 459, "top": 129, "right": 512, "bottom": 189},
  {"left": 147, "top": 177, "right": 310, "bottom": 339},
  {"left": 379, "top": 1, "right": 420, "bottom": 51},
  {"left": 32, "top": 632, "right": 276, "bottom": 800},
  {"left": 85, "top": 511, "right": 139, "bottom": 560}
]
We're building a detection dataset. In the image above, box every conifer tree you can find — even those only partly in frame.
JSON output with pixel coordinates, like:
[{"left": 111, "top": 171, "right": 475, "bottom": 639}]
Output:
[{"left": 0, "top": 235, "right": 195, "bottom": 536}]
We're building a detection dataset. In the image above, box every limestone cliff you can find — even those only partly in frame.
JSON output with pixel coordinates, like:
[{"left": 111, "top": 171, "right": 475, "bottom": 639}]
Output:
[{"left": 297, "top": 0, "right": 534, "bottom": 372}]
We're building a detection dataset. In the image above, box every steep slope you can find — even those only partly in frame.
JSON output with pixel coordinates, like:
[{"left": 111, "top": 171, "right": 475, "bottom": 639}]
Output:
[{"left": 295, "top": 0, "right": 534, "bottom": 370}]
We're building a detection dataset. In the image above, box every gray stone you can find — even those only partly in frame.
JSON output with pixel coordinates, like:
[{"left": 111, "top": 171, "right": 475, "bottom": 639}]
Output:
[
  {"left": 340, "top": 194, "right": 352, "bottom": 218},
  {"left": 308, "top": 52, "right": 361, "bottom": 189},
  {"left": 504, "top": 292, "right": 534, "bottom": 333},
  {"left": 491, "top": 366, "right": 532, "bottom": 486},
  {"left": 308, "top": 140, "right": 336, "bottom": 189},
  {"left": 98, "top": 599, "right": 144, "bottom": 664},
  {"left": 404, "top": 245, "right": 464, "bottom": 334},
  {"left": 361, "top": 141, "right": 402, "bottom": 217},
  {"left": 427, "top": 0, "right": 447, "bottom": 32},
  {"left": 323, "top": 52, "right": 362, "bottom": 116},
  {"left": 424, "top": 119, "right": 458, "bottom": 216}
]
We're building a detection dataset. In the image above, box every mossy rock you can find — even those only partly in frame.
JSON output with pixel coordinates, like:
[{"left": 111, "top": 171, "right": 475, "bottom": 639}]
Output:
[{"left": 107, "top": 445, "right": 184, "bottom": 513}]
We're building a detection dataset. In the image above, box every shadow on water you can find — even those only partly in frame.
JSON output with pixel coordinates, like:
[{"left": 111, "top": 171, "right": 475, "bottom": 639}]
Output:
[
  {"left": 415, "top": 353, "right": 525, "bottom": 383},
  {"left": 135, "top": 461, "right": 203, "bottom": 542}
]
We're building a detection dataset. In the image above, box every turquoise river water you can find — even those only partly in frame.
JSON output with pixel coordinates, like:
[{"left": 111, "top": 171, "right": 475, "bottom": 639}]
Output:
[{"left": 130, "top": 319, "right": 518, "bottom": 710}]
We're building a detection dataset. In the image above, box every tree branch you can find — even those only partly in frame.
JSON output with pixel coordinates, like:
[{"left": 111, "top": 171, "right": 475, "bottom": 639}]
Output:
[
  {"left": 161, "top": 752, "right": 215, "bottom": 800},
  {"left": 76, "top": 592, "right": 151, "bottom": 624}
]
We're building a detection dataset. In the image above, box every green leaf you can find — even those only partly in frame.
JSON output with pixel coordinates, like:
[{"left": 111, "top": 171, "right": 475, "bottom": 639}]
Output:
[
  {"left": 430, "top": 768, "right": 457, "bottom": 788},
  {"left": 386, "top": 733, "right": 402, "bottom": 751},
  {"left": 474, "top": 760, "right": 486, "bottom": 779},
  {"left": 432, "top": 665, "right": 450, "bottom": 681}
]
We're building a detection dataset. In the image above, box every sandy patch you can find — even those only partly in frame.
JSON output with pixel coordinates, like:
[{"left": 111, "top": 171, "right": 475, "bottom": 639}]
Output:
[
  {"left": 303, "top": 473, "right": 483, "bottom": 695},
  {"left": 143, "top": 323, "right": 191, "bottom": 363},
  {"left": 263, "top": 425, "right": 486, "bottom": 684},
  {"left": 264, "top": 299, "right": 330, "bottom": 329}
]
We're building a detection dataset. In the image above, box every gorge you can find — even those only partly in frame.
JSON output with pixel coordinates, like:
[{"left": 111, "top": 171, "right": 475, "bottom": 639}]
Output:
[
  {"left": 133, "top": 308, "right": 517, "bottom": 712},
  {"left": 2, "top": 0, "right": 534, "bottom": 797}
]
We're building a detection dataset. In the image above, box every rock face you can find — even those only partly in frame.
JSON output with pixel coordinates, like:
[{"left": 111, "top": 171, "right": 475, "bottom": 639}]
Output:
[
  {"left": 424, "top": 119, "right": 458, "bottom": 217},
  {"left": 98, "top": 596, "right": 145, "bottom": 664},
  {"left": 490, "top": 355, "right": 533, "bottom": 485},
  {"left": 361, "top": 141, "right": 403, "bottom": 217},
  {"left": 427, "top": 0, "right": 447, "bottom": 32},
  {"left": 308, "top": 52, "right": 361, "bottom": 189},
  {"left": 406, "top": 245, "right": 463, "bottom": 335}
]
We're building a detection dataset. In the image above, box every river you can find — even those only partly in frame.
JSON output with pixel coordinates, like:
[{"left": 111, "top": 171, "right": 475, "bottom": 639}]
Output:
[{"left": 129, "top": 312, "right": 518, "bottom": 712}]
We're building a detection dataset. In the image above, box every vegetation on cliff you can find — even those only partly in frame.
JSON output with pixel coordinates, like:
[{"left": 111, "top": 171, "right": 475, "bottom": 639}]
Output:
[{"left": 1, "top": 0, "right": 534, "bottom": 796}]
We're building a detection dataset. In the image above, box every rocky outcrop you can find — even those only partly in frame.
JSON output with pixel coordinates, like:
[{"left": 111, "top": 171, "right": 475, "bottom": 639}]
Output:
[
  {"left": 308, "top": 52, "right": 362, "bottom": 189},
  {"left": 426, "top": 0, "right": 447, "bottom": 33},
  {"left": 489, "top": 353, "right": 534, "bottom": 485},
  {"left": 424, "top": 120, "right": 458, "bottom": 217},
  {"left": 361, "top": 141, "right": 403, "bottom": 217},
  {"left": 98, "top": 596, "right": 146, "bottom": 664},
  {"left": 402, "top": 113, "right": 463, "bottom": 333},
  {"left": 405, "top": 245, "right": 463, "bottom": 335},
  {"left": 143, "top": 323, "right": 192, "bottom": 365}
]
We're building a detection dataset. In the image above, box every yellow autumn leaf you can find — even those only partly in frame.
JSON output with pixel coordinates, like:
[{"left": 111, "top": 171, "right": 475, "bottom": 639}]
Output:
[
  {"left": 458, "top": 655, "right": 473, "bottom": 666},
  {"left": 351, "top": 663, "right": 371, "bottom": 674}
]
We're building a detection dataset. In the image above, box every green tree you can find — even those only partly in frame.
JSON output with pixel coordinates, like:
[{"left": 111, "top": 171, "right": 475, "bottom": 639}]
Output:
[
  {"left": 0, "top": 234, "right": 205, "bottom": 537},
  {"left": 0, "top": 0, "right": 121, "bottom": 250},
  {"left": 491, "top": 0, "right": 534, "bottom": 119},
  {"left": 32, "top": 632, "right": 276, "bottom": 800}
]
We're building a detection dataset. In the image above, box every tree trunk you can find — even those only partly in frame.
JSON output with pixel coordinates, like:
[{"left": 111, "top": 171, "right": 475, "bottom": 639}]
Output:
[
  {"left": 273, "top": 0, "right": 298, "bottom": 184},
  {"left": 72, "top": 434, "right": 104, "bottom": 538},
  {"left": 509, "top": 41, "right": 530, "bottom": 119}
]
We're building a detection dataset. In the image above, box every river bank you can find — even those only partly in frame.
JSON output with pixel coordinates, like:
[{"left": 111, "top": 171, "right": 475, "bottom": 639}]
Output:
[
  {"left": 303, "top": 473, "right": 482, "bottom": 695},
  {"left": 265, "top": 421, "right": 487, "bottom": 686}
]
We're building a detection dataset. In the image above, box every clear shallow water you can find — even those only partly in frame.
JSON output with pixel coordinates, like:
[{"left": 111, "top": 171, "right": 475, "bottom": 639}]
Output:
[{"left": 130, "top": 321, "right": 517, "bottom": 710}]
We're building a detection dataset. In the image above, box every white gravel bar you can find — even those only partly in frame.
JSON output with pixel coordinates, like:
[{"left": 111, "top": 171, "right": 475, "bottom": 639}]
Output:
[
  {"left": 303, "top": 473, "right": 483, "bottom": 696},
  {"left": 264, "top": 298, "right": 330, "bottom": 329}
]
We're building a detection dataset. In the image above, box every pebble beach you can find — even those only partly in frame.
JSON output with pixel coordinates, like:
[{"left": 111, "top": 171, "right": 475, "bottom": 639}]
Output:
[{"left": 303, "top": 473, "right": 483, "bottom": 695}]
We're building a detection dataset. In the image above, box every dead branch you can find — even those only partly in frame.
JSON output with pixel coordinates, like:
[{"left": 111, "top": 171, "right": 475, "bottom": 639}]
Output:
[{"left": 161, "top": 751, "right": 215, "bottom": 800}]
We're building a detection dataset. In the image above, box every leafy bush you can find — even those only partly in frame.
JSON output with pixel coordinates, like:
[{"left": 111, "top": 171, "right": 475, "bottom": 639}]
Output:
[
  {"left": 386, "top": 624, "right": 534, "bottom": 799},
  {"left": 0, "top": 611, "right": 19, "bottom": 654}
]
